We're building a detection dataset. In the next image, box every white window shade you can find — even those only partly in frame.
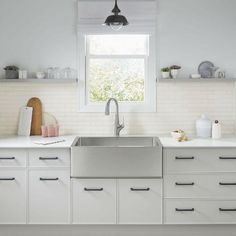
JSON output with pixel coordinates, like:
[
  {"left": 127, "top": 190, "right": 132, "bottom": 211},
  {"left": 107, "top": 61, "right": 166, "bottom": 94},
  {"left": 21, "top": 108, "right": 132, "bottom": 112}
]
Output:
[{"left": 78, "top": 0, "right": 157, "bottom": 32}]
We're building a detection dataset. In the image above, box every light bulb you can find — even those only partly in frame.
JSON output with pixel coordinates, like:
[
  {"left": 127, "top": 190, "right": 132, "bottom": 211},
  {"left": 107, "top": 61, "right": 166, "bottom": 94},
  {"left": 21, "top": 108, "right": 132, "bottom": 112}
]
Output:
[{"left": 110, "top": 23, "right": 123, "bottom": 31}]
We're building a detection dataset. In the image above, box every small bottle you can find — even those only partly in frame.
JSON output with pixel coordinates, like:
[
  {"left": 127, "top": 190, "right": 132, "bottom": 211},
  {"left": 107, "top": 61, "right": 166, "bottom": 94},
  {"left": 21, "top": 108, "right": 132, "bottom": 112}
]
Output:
[{"left": 212, "top": 120, "right": 221, "bottom": 139}]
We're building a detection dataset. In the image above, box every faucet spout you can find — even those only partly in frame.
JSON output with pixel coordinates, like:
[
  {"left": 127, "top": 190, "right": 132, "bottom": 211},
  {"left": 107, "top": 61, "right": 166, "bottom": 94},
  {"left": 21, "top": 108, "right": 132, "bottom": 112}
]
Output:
[{"left": 105, "top": 98, "right": 124, "bottom": 136}]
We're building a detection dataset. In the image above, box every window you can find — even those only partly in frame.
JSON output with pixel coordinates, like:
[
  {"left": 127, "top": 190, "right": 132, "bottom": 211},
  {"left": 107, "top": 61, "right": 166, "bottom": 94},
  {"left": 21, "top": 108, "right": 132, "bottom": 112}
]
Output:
[
  {"left": 79, "top": 33, "right": 156, "bottom": 112},
  {"left": 77, "top": 0, "right": 157, "bottom": 112},
  {"left": 87, "top": 35, "right": 147, "bottom": 103}
]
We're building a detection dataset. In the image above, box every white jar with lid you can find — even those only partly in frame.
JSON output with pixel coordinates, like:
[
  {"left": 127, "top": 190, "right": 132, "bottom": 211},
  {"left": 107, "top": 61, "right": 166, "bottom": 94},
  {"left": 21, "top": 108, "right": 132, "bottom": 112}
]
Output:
[{"left": 196, "top": 114, "right": 212, "bottom": 138}]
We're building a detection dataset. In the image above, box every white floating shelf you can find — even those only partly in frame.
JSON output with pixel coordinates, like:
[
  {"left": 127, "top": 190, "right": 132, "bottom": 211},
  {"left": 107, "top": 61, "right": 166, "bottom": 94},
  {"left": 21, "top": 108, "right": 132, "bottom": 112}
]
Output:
[
  {"left": 0, "top": 78, "right": 78, "bottom": 83},
  {"left": 159, "top": 78, "right": 236, "bottom": 82}
]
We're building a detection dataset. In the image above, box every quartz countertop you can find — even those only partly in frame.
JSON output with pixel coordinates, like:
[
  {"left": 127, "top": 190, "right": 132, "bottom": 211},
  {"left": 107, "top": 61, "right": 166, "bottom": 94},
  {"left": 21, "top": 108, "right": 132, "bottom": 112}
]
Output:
[
  {"left": 1, "top": 135, "right": 236, "bottom": 148},
  {"left": 0, "top": 135, "right": 77, "bottom": 148},
  {"left": 159, "top": 136, "right": 236, "bottom": 148}
]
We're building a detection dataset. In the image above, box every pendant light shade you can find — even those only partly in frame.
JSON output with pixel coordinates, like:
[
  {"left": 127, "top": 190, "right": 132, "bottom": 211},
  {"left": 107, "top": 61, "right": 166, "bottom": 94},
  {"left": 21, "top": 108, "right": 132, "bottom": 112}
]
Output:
[{"left": 104, "top": 0, "right": 128, "bottom": 31}]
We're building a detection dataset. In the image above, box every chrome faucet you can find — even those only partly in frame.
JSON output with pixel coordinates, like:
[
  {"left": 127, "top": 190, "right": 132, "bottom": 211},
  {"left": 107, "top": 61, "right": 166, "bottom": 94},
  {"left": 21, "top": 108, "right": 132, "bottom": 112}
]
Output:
[{"left": 105, "top": 98, "right": 124, "bottom": 136}]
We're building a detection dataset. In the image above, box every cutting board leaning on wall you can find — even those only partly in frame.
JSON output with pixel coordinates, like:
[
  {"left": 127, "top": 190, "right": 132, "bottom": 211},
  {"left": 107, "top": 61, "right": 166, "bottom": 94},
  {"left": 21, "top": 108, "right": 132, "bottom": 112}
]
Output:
[{"left": 27, "top": 97, "right": 42, "bottom": 135}]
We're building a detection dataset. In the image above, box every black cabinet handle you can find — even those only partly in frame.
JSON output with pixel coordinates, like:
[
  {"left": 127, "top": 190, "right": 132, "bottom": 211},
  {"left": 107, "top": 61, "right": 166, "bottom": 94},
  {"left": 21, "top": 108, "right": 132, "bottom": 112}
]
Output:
[
  {"left": 219, "top": 182, "right": 236, "bottom": 186},
  {"left": 219, "top": 208, "right": 236, "bottom": 212},
  {"left": 175, "top": 182, "right": 194, "bottom": 186},
  {"left": 176, "top": 208, "right": 194, "bottom": 212},
  {"left": 40, "top": 177, "right": 59, "bottom": 181},
  {"left": 84, "top": 188, "right": 103, "bottom": 191},
  {"left": 130, "top": 187, "right": 150, "bottom": 191},
  {"left": 39, "top": 157, "right": 59, "bottom": 160},
  {"left": 0, "top": 178, "right": 15, "bottom": 181},
  {"left": 0, "top": 157, "right": 15, "bottom": 160},
  {"left": 175, "top": 156, "right": 194, "bottom": 160},
  {"left": 219, "top": 157, "right": 236, "bottom": 160}
]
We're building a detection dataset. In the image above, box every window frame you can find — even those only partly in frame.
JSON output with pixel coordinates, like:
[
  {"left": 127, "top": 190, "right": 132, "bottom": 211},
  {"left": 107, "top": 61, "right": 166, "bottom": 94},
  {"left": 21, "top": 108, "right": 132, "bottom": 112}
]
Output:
[{"left": 78, "top": 29, "right": 157, "bottom": 113}]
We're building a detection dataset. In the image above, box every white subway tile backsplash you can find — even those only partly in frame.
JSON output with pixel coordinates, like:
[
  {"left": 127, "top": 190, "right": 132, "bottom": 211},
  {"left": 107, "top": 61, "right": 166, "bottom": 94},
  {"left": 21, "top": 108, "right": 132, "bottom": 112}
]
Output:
[{"left": 0, "top": 82, "right": 235, "bottom": 136}]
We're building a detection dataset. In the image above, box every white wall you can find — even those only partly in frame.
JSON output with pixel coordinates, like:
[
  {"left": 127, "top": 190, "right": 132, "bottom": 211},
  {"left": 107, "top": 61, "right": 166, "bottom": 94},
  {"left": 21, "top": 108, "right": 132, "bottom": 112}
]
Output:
[
  {"left": 158, "top": 0, "right": 236, "bottom": 78},
  {"left": 0, "top": 0, "right": 236, "bottom": 136}
]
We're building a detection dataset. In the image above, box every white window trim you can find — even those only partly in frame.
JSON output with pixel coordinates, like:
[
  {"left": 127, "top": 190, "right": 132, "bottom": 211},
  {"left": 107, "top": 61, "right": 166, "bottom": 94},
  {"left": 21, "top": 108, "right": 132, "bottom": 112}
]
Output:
[{"left": 78, "top": 29, "right": 157, "bottom": 113}]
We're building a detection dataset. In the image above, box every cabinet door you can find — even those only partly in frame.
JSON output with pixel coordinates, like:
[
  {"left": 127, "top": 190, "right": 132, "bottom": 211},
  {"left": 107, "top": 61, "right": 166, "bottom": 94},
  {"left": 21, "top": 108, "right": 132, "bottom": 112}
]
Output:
[
  {"left": 0, "top": 149, "right": 26, "bottom": 167},
  {"left": 29, "top": 149, "right": 70, "bottom": 167},
  {"left": 164, "top": 148, "right": 236, "bottom": 174},
  {"left": 164, "top": 173, "right": 236, "bottom": 198},
  {"left": 118, "top": 179, "right": 162, "bottom": 224},
  {"left": 164, "top": 199, "right": 236, "bottom": 224},
  {"left": 0, "top": 170, "right": 26, "bottom": 224},
  {"left": 28, "top": 170, "right": 70, "bottom": 224},
  {"left": 72, "top": 179, "right": 116, "bottom": 224}
]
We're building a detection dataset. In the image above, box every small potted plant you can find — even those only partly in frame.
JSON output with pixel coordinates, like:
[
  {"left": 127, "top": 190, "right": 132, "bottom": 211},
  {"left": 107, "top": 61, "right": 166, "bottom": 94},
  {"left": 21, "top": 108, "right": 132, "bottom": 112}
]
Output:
[
  {"left": 4, "top": 65, "right": 19, "bottom": 79},
  {"left": 170, "top": 65, "right": 181, "bottom": 79},
  {"left": 161, "top": 67, "right": 170, "bottom": 79}
]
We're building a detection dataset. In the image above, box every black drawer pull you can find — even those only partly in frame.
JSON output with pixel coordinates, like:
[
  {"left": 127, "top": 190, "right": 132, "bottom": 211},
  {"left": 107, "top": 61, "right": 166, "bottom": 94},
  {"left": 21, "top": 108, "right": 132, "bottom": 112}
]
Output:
[
  {"left": 219, "top": 208, "right": 236, "bottom": 212},
  {"left": 130, "top": 187, "right": 150, "bottom": 191},
  {"left": 175, "top": 182, "right": 194, "bottom": 186},
  {"left": 219, "top": 157, "right": 236, "bottom": 160},
  {"left": 39, "top": 157, "right": 59, "bottom": 160},
  {"left": 175, "top": 156, "right": 194, "bottom": 160},
  {"left": 84, "top": 188, "right": 103, "bottom": 191},
  {"left": 0, "top": 178, "right": 15, "bottom": 181},
  {"left": 40, "top": 177, "right": 59, "bottom": 181},
  {"left": 176, "top": 208, "right": 194, "bottom": 212},
  {"left": 219, "top": 182, "right": 236, "bottom": 186},
  {"left": 0, "top": 157, "right": 15, "bottom": 160}
]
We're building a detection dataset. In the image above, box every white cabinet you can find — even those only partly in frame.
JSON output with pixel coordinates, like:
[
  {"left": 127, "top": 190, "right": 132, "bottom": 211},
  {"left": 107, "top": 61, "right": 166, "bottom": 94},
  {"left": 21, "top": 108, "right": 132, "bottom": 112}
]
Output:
[
  {"left": 164, "top": 173, "right": 236, "bottom": 198},
  {"left": 72, "top": 179, "right": 116, "bottom": 224},
  {"left": 0, "top": 170, "right": 26, "bottom": 224},
  {"left": 28, "top": 169, "right": 70, "bottom": 224},
  {"left": 164, "top": 148, "right": 236, "bottom": 173},
  {"left": 118, "top": 179, "right": 162, "bottom": 224},
  {"left": 0, "top": 149, "right": 26, "bottom": 167},
  {"left": 165, "top": 199, "right": 236, "bottom": 224},
  {"left": 72, "top": 178, "right": 162, "bottom": 225},
  {"left": 29, "top": 149, "right": 70, "bottom": 167},
  {"left": 163, "top": 147, "right": 236, "bottom": 225}
]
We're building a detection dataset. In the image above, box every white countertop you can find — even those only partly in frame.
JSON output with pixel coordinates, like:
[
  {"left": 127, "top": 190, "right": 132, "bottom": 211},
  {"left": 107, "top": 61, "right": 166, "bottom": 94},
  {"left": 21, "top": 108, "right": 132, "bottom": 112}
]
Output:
[
  {"left": 159, "top": 136, "right": 236, "bottom": 148},
  {"left": 1, "top": 135, "right": 236, "bottom": 148},
  {"left": 0, "top": 135, "right": 77, "bottom": 148}
]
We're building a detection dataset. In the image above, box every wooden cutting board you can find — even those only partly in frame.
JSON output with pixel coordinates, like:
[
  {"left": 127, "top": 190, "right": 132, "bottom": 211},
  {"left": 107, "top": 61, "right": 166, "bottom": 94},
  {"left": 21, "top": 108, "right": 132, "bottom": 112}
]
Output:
[{"left": 27, "top": 97, "right": 42, "bottom": 135}]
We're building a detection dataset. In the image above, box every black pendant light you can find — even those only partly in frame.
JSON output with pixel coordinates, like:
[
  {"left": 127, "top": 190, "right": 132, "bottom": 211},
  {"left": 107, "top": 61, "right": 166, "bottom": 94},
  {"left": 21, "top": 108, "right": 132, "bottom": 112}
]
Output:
[{"left": 104, "top": 0, "right": 129, "bottom": 31}]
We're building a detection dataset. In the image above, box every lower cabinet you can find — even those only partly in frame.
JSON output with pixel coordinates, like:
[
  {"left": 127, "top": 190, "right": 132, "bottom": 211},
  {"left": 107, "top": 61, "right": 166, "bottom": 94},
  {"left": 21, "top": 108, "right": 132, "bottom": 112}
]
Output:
[
  {"left": 28, "top": 169, "right": 70, "bottom": 224},
  {"left": 118, "top": 179, "right": 162, "bottom": 224},
  {"left": 165, "top": 199, "right": 236, "bottom": 224},
  {"left": 72, "top": 178, "right": 162, "bottom": 225},
  {"left": 72, "top": 179, "right": 116, "bottom": 224},
  {"left": 0, "top": 170, "right": 26, "bottom": 224}
]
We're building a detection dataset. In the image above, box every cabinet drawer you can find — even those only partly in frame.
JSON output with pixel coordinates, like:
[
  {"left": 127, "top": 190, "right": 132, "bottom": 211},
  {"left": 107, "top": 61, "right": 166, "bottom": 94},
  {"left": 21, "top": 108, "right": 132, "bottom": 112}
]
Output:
[
  {"left": 164, "top": 173, "right": 236, "bottom": 198},
  {"left": 164, "top": 199, "right": 236, "bottom": 224},
  {"left": 164, "top": 148, "right": 236, "bottom": 173},
  {"left": 29, "top": 149, "right": 70, "bottom": 167},
  {"left": 72, "top": 179, "right": 116, "bottom": 224},
  {"left": 28, "top": 169, "right": 70, "bottom": 224},
  {"left": 0, "top": 170, "right": 26, "bottom": 224},
  {"left": 118, "top": 179, "right": 162, "bottom": 224},
  {"left": 0, "top": 149, "right": 26, "bottom": 167}
]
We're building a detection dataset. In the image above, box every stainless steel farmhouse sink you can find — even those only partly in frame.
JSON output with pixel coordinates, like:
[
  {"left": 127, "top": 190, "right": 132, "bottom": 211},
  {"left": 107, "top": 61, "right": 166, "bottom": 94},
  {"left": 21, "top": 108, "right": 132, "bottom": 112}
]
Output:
[{"left": 71, "top": 137, "right": 162, "bottom": 178}]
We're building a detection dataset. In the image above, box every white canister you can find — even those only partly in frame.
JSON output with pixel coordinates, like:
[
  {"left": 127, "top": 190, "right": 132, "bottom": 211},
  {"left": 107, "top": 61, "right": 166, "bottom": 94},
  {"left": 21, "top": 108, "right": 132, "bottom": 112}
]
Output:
[
  {"left": 196, "top": 114, "right": 212, "bottom": 138},
  {"left": 212, "top": 120, "right": 221, "bottom": 139}
]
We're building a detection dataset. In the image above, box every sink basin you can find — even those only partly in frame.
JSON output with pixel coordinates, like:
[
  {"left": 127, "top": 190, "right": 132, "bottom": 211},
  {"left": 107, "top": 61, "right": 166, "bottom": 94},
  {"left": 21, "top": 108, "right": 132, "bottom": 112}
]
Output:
[
  {"left": 71, "top": 137, "right": 162, "bottom": 178},
  {"left": 75, "top": 137, "right": 157, "bottom": 147}
]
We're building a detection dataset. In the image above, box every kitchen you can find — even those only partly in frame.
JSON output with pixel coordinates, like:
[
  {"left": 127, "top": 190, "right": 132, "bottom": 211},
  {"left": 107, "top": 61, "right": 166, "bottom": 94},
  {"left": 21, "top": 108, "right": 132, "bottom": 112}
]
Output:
[{"left": 0, "top": 0, "right": 236, "bottom": 235}]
